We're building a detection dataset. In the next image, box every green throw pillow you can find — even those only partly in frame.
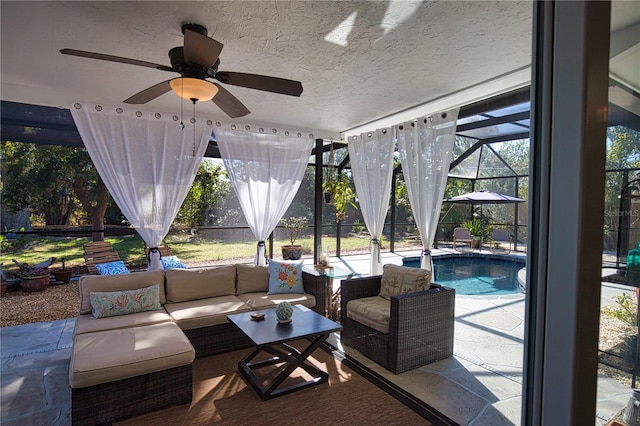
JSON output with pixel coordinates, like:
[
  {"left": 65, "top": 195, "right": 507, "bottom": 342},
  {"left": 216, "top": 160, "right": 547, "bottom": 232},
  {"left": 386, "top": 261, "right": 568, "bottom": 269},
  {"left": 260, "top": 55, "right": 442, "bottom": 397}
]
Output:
[{"left": 90, "top": 284, "right": 161, "bottom": 318}]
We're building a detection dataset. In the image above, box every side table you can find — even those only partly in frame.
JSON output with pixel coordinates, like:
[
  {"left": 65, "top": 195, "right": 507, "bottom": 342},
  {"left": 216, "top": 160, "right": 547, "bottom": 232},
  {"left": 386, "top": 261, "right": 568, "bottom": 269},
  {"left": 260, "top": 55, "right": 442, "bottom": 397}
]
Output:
[{"left": 313, "top": 265, "right": 359, "bottom": 321}]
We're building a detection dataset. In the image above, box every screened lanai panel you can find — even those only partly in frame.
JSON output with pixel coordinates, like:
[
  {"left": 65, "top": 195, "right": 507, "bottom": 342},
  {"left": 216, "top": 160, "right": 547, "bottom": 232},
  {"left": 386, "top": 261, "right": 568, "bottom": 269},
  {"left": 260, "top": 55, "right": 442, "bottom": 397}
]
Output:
[
  {"left": 325, "top": 143, "right": 349, "bottom": 168},
  {"left": 449, "top": 149, "right": 481, "bottom": 178},
  {"left": 456, "top": 114, "right": 485, "bottom": 125},
  {"left": 477, "top": 146, "right": 516, "bottom": 178},
  {"left": 457, "top": 122, "right": 529, "bottom": 140},
  {"left": 453, "top": 136, "right": 477, "bottom": 157},
  {"left": 499, "top": 139, "right": 530, "bottom": 175},
  {"left": 456, "top": 102, "right": 530, "bottom": 141},
  {"left": 475, "top": 177, "right": 518, "bottom": 195},
  {"left": 484, "top": 102, "right": 530, "bottom": 117},
  {"left": 474, "top": 178, "right": 519, "bottom": 219}
]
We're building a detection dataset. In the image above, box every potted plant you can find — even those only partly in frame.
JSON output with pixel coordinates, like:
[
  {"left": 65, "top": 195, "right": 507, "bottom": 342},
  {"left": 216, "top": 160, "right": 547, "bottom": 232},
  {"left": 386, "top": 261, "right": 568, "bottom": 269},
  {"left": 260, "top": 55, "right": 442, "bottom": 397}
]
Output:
[
  {"left": 18, "top": 266, "right": 51, "bottom": 292},
  {"left": 53, "top": 258, "right": 73, "bottom": 284},
  {"left": 280, "top": 216, "right": 308, "bottom": 260},
  {"left": 462, "top": 218, "right": 488, "bottom": 249},
  {"left": 322, "top": 174, "right": 358, "bottom": 222},
  {"left": 12, "top": 257, "right": 54, "bottom": 292}
]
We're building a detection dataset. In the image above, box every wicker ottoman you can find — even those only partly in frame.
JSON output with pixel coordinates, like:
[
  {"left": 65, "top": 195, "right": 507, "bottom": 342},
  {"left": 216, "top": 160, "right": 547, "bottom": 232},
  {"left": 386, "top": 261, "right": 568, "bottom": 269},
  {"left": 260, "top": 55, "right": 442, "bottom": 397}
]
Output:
[{"left": 69, "top": 322, "right": 195, "bottom": 426}]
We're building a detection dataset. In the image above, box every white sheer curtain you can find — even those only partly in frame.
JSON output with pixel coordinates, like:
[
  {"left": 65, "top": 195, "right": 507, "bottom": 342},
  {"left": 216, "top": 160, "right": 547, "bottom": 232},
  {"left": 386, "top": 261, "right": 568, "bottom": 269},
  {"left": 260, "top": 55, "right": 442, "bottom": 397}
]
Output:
[
  {"left": 215, "top": 124, "right": 313, "bottom": 266},
  {"left": 396, "top": 108, "right": 459, "bottom": 276},
  {"left": 349, "top": 128, "right": 395, "bottom": 275},
  {"left": 71, "top": 102, "right": 213, "bottom": 270}
]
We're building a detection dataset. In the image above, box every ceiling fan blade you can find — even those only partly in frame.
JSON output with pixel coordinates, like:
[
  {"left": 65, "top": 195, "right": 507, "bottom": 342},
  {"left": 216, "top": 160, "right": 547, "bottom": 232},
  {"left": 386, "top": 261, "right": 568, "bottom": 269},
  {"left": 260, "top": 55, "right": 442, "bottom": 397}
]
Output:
[
  {"left": 60, "top": 49, "right": 173, "bottom": 72},
  {"left": 183, "top": 29, "right": 223, "bottom": 70},
  {"left": 214, "top": 72, "right": 303, "bottom": 97},
  {"left": 211, "top": 83, "right": 250, "bottom": 118},
  {"left": 123, "top": 80, "right": 172, "bottom": 104}
]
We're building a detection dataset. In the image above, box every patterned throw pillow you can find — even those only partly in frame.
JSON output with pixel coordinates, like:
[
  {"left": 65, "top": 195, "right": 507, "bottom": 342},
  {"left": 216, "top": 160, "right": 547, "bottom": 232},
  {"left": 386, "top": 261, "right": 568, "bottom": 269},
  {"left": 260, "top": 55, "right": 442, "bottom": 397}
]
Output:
[
  {"left": 90, "top": 284, "right": 161, "bottom": 318},
  {"left": 161, "top": 256, "right": 186, "bottom": 270},
  {"left": 267, "top": 259, "right": 304, "bottom": 294},
  {"left": 95, "top": 261, "right": 130, "bottom": 275},
  {"left": 379, "top": 264, "right": 431, "bottom": 300}
]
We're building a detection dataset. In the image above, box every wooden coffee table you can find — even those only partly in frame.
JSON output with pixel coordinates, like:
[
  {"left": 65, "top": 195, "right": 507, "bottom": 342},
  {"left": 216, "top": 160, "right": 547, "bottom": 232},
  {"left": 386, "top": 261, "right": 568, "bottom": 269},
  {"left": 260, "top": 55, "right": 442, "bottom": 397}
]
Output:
[{"left": 227, "top": 305, "right": 342, "bottom": 400}]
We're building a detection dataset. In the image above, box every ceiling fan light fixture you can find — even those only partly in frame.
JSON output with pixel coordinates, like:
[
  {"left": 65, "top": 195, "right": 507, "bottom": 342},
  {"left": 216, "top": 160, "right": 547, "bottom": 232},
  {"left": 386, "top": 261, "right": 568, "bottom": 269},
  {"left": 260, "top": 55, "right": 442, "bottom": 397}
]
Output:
[{"left": 169, "top": 77, "right": 218, "bottom": 102}]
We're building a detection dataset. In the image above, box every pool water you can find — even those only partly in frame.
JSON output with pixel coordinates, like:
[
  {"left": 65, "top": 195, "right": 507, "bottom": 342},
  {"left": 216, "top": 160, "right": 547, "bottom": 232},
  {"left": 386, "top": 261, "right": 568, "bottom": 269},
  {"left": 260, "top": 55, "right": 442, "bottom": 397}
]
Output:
[{"left": 403, "top": 255, "right": 525, "bottom": 296}]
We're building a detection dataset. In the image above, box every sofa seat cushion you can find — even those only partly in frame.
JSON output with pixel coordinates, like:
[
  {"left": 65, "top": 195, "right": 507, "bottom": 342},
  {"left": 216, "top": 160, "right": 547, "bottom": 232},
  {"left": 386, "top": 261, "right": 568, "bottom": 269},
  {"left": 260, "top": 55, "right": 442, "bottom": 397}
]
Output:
[
  {"left": 346, "top": 296, "right": 390, "bottom": 334},
  {"left": 165, "top": 295, "right": 251, "bottom": 330},
  {"left": 73, "top": 309, "right": 172, "bottom": 336},
  {"left": 69, "top": 322, "right": 195, "bottom": 389},
  {"left": 236, "top": 292, "right": 316, "bottom": 311}
]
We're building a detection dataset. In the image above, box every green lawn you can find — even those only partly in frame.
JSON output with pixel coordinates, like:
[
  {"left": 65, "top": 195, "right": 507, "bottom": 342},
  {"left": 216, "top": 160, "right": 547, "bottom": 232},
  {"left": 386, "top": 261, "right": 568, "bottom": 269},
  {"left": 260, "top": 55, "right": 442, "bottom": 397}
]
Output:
[{"left": 0, "top": 233, "right": 404, "bottom": 276}]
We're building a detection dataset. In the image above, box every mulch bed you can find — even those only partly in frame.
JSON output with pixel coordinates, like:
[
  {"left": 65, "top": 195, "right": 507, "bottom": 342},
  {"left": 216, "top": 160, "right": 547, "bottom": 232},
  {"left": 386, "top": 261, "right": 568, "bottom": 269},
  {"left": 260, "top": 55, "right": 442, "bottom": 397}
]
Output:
[{"left": 1, "top": 279, "right": 80, "bottom": 327}]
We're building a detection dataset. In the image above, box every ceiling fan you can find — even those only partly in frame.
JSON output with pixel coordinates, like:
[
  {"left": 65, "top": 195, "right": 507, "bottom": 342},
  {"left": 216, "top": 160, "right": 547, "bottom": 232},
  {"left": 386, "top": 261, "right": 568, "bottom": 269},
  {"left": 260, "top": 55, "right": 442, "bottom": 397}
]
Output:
[{"left": 60, "top": 23, "right": 303, "bottom": 118}]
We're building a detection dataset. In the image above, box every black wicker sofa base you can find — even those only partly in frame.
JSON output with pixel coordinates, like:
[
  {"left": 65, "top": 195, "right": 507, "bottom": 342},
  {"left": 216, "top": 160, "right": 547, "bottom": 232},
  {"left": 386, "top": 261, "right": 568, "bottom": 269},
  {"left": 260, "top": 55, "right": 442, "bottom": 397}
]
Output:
[
  {"left": 71, "top": 364, "right": 192, "bottom": 426},
  {"left": 182, "top": 270, "right": 327, "bottom": 358},
  {"left": 340, "top": 275, "right": 455, "bottom": 374}
]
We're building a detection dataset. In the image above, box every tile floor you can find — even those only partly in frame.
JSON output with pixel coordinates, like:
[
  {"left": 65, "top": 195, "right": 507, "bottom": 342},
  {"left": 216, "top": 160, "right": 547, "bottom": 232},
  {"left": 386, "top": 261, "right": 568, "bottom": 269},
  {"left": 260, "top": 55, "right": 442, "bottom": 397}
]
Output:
[{"left": 1, "top": 318, "right": 74, "bottom": 425}]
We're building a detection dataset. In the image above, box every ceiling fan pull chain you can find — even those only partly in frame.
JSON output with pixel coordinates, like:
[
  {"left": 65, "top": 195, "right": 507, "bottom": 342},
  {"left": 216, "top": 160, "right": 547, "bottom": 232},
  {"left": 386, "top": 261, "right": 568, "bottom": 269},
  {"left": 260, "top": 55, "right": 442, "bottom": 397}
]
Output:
[
  {"left": 192, "top": 99, "right": 196, "bottom": 156},
  {"left": 179, "top": 78, "right": 185, "bottom": 130}
]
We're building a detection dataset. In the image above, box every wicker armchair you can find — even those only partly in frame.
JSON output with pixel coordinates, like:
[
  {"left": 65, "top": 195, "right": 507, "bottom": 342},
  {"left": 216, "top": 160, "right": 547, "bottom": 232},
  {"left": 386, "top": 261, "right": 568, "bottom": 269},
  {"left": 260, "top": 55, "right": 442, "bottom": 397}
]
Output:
[{"left": 340, "top": 274, "right": 455, "bottom": 374}]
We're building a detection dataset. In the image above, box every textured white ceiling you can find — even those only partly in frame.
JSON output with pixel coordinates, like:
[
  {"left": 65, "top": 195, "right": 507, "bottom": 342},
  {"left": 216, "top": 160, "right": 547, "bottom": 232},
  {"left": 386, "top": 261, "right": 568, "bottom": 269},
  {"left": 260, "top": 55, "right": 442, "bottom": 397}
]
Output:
[{"left": 0, "top": 1, "right": 636, "bottom": 138}]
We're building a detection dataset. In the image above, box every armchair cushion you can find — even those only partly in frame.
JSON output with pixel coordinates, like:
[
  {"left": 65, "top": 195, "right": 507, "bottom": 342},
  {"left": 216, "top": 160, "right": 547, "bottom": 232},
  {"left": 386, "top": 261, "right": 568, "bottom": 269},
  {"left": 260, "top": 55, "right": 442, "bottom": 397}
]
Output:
[
  {"left": 379, "top": 264, "right": 430, "bottom": 300},
  {"left": 346, "top": 295, "right": 390, "bottom": 334}
]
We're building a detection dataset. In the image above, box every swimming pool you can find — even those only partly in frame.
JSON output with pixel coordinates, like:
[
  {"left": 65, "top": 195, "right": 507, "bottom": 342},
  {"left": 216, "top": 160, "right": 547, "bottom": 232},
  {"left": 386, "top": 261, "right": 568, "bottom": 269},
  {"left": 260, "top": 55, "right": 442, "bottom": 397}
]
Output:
[{"left": 403, "top": 254, "right": 526, "bottom": 296}]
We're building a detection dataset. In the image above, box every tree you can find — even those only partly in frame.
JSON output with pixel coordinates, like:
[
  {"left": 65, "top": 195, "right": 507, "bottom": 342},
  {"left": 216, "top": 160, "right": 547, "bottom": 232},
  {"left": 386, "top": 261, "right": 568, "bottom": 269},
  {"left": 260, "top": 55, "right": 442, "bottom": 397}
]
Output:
[
  {"left": 607, "top": 126, "right": 640, "bottom": 170},
  {"left": 175, "top": 160, "right": 231, "bottom": 227},
  {"left": 604, "top": 126, "right": 640, "bottom": 238},
  {"left": 1, "top": 142, "right": 111, "bottom": 241},
  {"left": 70, "top": 150, "right": 110, "bottom": 241}
]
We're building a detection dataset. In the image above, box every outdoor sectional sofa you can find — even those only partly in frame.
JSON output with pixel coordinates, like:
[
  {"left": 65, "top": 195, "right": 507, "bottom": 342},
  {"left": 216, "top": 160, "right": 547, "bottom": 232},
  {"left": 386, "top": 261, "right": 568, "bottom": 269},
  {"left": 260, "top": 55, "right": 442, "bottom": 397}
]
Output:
[{"left": 69, "top": 264, "right": 327, "bottom": 426}]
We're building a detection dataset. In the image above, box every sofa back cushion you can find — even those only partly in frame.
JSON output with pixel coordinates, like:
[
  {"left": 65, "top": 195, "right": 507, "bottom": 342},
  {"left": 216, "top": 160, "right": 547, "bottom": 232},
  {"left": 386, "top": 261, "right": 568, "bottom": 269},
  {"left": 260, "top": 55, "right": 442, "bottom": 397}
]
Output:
[
  {"left": 236, "top": 264, "right": 269, "bottom": 294},
  {"left": 165, "top": 265, "right": 236, "bottom": 303},
  {"left": 78, "top": 269, "right": 166, "bottom": 315},
  {"left": 379, "top": 264, "right": 431, "bottom": 300}
]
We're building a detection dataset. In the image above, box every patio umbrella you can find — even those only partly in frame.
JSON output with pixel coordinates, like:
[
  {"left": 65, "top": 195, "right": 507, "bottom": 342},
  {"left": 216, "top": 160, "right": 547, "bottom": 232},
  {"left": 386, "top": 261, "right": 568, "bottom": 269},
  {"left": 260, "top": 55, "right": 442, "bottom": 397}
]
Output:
[
  {"left": 442, "top": 190, "right": 525, "bottom": 225},
  {"left": 443, "top": 190, "right": 525, "bottom": 204}
]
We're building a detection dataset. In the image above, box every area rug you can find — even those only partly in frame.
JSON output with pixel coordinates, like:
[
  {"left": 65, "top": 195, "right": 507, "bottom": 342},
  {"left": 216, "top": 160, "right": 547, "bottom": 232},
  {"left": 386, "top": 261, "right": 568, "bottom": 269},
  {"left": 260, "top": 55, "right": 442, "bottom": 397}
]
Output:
[{"left": 114, "top": 342, "right": 430, "bottom": 425}]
